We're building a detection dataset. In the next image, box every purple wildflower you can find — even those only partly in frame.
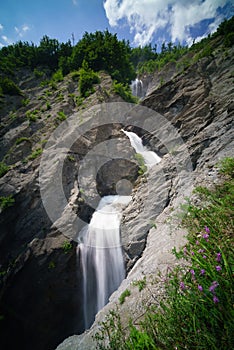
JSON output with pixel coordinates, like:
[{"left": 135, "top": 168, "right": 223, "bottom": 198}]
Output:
[
  {"left": 198, "top": 285, "right": 203, "bottom": 291},
  {"left": 191, "top": 251, "right": 195, "bottom": 256},
  {"left": 183, "top": 247, "right": 187, "bottom": 255},
  {"left": 200, "top": 269, "right": 205, "bottom": 275},
  {"left": 213, "top": 296, "right": 219, "bottom": 303},
  {"left": 216, "top": 252, "right": 221, "bottom": 262},
  {"left": 205, "top": 226, "right": 210, "bottom": 233},
  {"left": 209, "top": 281, "right": 219, "bottom": 293},
  {"left": 180, "top": 281, "right": 185, "bottom": 290},
  {"left": 196, "top": 240, "right": 199, "bottom": 245},
  {"left": 216, "top": 265, "right": 222, "bottom": 271},
  {"left": 203, "top": 255, "right": 207, "bottom": 259},
  {"left": 203, "top": 233, "right": 209, "bottom": 241},
  {"left": 198, "top": 249, "right": 204, "bottom": 253},
  {"left": 190, "top": 269, "right": 195, "bottom": 276}
]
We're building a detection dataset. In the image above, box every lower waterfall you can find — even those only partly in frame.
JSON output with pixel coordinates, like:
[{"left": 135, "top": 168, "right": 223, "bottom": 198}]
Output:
[{"left": 78, "top": 195, "right": 131, "bottom": 329}]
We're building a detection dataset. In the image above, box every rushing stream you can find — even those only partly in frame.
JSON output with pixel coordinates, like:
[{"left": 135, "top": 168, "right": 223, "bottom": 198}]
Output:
[{"left": 78, "top": 131, "right": 161, "bottom": 329}]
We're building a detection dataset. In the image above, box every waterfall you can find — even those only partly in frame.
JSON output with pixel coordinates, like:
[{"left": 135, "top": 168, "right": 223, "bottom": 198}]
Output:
[
  {"left": 131, "top": 78, "right": 144, "bottom": 98},
  {"left": 78, "top": 195, "right": 131, "bottom": 329},
  {"left": 122, "top": 130, "right": 161, "bottom": 167}
]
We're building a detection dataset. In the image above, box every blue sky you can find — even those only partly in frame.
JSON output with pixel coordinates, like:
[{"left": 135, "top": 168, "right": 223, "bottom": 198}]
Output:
[{"left": 0, "top": 0, "right": 233, "bottom": 49}]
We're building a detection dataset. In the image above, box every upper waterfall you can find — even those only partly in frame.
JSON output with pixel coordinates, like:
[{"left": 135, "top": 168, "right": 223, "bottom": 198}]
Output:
[
  {"left": 122, "top": 130, "right": 161, "bottom": 168},
  {"left": 131, "top": 78, "right": 144, "bottom": 98}
]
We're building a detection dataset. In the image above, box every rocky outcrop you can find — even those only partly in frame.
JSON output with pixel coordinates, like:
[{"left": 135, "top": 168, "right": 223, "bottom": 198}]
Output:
[
  {"left": 0, "top": 40, "right": 233, "bottom": 350},
  {"left": 56, "top": 42, "right": 234, "bottom": 349}
]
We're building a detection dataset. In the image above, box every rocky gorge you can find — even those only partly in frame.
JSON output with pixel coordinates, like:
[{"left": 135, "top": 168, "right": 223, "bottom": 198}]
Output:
[{"left": 0, "top": 31, "right": 233, "bottom": 350}]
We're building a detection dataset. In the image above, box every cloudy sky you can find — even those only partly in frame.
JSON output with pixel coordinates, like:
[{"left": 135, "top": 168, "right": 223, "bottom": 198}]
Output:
[{"left": 0, "top": 0, "right": 233, "bottom": 48}]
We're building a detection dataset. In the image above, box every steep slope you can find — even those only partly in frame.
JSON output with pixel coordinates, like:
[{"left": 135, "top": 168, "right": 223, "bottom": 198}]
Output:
[{"left": 56, "top": 37, "right": 234, "bottom": 349}]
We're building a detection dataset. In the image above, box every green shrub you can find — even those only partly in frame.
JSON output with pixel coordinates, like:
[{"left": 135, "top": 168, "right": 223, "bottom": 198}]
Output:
[
  {"left": 0, "top": 162, "right": 9, "bottom": 178},
  {"left": 34, "top": 68, "right": 44, "bottom": 78},
  {"left": 28, "top": 148, "right": 42, "bottom": 160},
  {"left": 26, "top": 109, "right": 39, "bottom": 122},
  {"left": 113, "top": 81, "right": 138, "bottom": 103},
  {"left": 62, "top": 240, "right": 72, "bottom": 253},
  {"left": 0, "top": 78, "right": 21, "bottom": 95},
  {"left": 119, "top": 289, "right": 131, "bottom": 305},
  {"left": 51, "top": 69, "right": 63, "bottom": 82},
  {"left": 21, "top": 98, "right": 30, "bottom": 107},
  {"left": 15, "top": 137, "right": 30, "bottom": 145},
  {"left": 79, "top": 62, "right": 100, "bottom": 97},
  {"left": 135, "top": 153, "right": 147, "bottom": 175},
  {"left": 0, "top": 195, "right": 15, "bottom": 210},
  {"left": 56, "top": 111, "right": 67, "bottom": 121}
]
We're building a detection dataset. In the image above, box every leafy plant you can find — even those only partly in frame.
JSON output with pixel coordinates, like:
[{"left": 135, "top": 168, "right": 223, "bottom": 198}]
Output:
[
  {"left": 56, "top": 111, "right": 67, "bottom": 121},
  {"left": 21, "top": 98, "right": 30, "bottom": 107},
  {"left": 26, "top": 109, "right": 39, "bottom": 122},
  {"left": 112, "top": 81, "right": 138, "bottom": 103},
  {"left": 135, "top": 153, "right": 147, "bottom": 175},
  {"left": 0, "top": 162, "right": 9, "bottom": 178},
  {"left": 78, "top": 62, "right": 100, "bottom": 97},
  {"left": 119, "top": 289, "right": 131, "bottom": 305},
  {"left": 15, "top": 137, "right": 30, "bottom": 145},
  {"left": 0, "top": 195, "right": 15, "bottom": 210},
  {"left": 0, "top": 77, "right": 21, "bottom": 95},
  {"left": 62, "top": 240, "right": 73, "bottom": 253},
  {"left": 132, "top": 276, "right": 147, "bottom": 292},
  {"left": 28, "top": 148, "right": 42, "bottom": 160}
]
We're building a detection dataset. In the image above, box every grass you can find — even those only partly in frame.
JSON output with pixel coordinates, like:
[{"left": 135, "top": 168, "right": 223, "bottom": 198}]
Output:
[
  {"left": 0, "top": 195, "right": 15, "bottom": 210},
  {"left": 28, "top": 148, "right": 42, "bottom": 160},
  {"left": 94, "top": 157, "right": 234, "bottom": 350},
  {"left": 0, "top": 162, "right": 9, "bottom": 178},
  {"left": 119, "top": 289, "right": 131, "bottom": 305}
]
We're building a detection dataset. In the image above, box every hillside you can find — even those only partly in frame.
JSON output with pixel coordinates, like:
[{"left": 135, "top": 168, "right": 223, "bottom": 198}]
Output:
[{"left": 0, "top": 17, "right": 234, "bottom": 350}]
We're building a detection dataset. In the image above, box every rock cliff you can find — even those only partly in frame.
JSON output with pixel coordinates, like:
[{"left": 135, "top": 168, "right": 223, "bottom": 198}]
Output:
[{"left": 0, "top": 37, "right": 233, "bottom": 350}]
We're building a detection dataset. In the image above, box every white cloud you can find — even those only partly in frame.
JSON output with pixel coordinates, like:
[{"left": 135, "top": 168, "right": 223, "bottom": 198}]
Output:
[
  {"left": 15, "top": 24, "right": 30, "bottom": 38},
  {"left": 1, "top": 35, "right": 12, "bottom": 45},
  {"left": 0, "top": 24, "right": 3, "bottom": 31},
  {"left": 103, "top": 0, "right": 230, "bottom": 46}
]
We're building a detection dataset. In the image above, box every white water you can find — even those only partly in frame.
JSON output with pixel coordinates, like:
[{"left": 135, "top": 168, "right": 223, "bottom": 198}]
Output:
[
  {"left": 131, "top": 78, "right": 144, "bottom": 97},
  {"left": 122, "top": 130, "right": 161, "bottom": 168},
  {"left": 78, "top": 195, "right": 131, "bottom": 329}
]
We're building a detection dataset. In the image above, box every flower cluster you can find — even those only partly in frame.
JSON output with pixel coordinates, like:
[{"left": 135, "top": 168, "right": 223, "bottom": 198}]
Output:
[{"left": 179, "top": 226, "right": 223, "bottom": 303}]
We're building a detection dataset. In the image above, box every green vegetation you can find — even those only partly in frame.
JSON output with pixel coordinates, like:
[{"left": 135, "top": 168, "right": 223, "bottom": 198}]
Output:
[
  {"left": 15, "top": 137, "right": 30, "bottom": 145},
  {"left": 56, "top": 111, "right": 67, "bottom": 122},
  {"left": 0, "top": 195, "right": 15, "bottom": 210},
  {"left": 0, "top": 162, "right": 10, "bottom": 178},
  {"left": 21, "top": 98, "right": 30, "bottom": 107},
  {"left": 26, "top": 109, "right": 39, "bottom": 122},
  {"left": 62, "top": 240, "right": 73, "bottom": 253},
  {"left": 51, "top": 69, "right": 64, "bottom": 82},
  {"left": 78, "top": 61, "right": 100, "bottom": 97},
  {"left": 48, "top": 261, "right": 56, "bottom": 269},
  {"left": 135, "top": 153, "right": 147, "bottom": 175},
  {"left": 28, "top": 148, "right": 42, "bottom": 160},
  {"left": 112, "top": 81, "right": 138, "bottom": 103},
  {"left": 132, "top": 276, "right": 147, "bottom": 292},
  {"left": 0, "top": 77, "right": 21, "bottom": 95},
  {"left": 95, "top": 157, "right": 234, "bottom": 350},
  {"left": 119, "top": 289, "right": 131, "bottom": 305}
]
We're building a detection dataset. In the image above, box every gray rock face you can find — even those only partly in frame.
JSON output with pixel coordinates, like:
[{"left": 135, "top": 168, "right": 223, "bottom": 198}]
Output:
[
  {"left": 56, "top": 45, "right": 234, "bottom": 349},
  {"left": 0, "top": 42, "right": 233, "bottom": 350}
]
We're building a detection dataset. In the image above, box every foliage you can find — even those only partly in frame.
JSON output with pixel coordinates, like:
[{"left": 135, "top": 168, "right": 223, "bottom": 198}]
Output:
[
  {"left": 62, "top": 240, "right": 73, "bottom": 253},
  {"left": 15, "top": 137, "right": 30, "bottom": 145},
  {"left": 132, "top": 276, "right": 147, "bottom": 292},
  {"left": 71, "top": 30, "right": 135, "bottom": 84},
  {"left": 56, "top": 111, "right": 67, "bottom": 121},
  {"left": 51, "top": 69, "right": 63, "bottom": 82},
  {"left": 112, "top": 81, "right": 138, "bottom": 103},
  {"left": 0, "top": 162, "right": 10, "bottom": 178},
  {"left": 28, "top": 148, "right": 42, "bottom": 160},
  {"left": 119, "top": 289, "right": 131, "bottom": 305},
  {"left": 26, "top": 109, "right": 39, "bottom": 122},
  {"left": 95, "top": 157, "right": 234, "bottom": 350},
  {"left": 0, "top": 195, "right": 15, "bottom": 210},
  {"left": 21, "top": 98, "right": 30, "bottom": 106},
  {"left": 0, "top": 77, "right": 21, "bottom": 95},
  {"left": 135, "top": 153, "right": 147, "bottom": 175},
  {"left": 78, "top": 61, "right": 100, "bottom": 97}
]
